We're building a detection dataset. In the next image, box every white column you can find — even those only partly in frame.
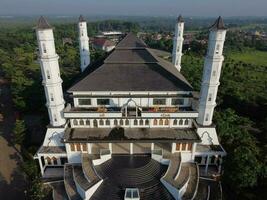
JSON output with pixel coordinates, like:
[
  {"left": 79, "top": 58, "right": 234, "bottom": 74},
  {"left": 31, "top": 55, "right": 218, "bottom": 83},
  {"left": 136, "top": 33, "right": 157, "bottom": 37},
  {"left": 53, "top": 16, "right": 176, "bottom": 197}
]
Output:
[
  {"left": 109, "top": 143, "right": 112, "bottom": 154},
  {"left": 38, "top": 156, "right": 44, "bottom": 175},
  {"left": 171, "top": 143, "right": 176, "bottom": 153},
  {"left": 197, "top": 17, "right": 227, "bottom": 126},
  {"left": 35, "top": 16, "right": 66, "bottom": 127},
  {"left": 57, "top": 157, "right": 61, "bottom": 165},
  {"left": 78, "top": 15, "right": 90, "bottom": 72},
  {"left": 172, "top": 15, "right": 184, "bottom": 71},
  {"left": 205, "top": 155, "right": 210, "bottom": 175},
  {"left": 191, "top": 143, "right": 197, "bottom": 160},
  {"left": 130, "top": 143, "right": 133, "bottom": 154},
  {"left": 151, "top": 143, "right": 154, "bottom": 151},
  {"left": 87, "top": 143, "right": 92, "bottom": 154}
]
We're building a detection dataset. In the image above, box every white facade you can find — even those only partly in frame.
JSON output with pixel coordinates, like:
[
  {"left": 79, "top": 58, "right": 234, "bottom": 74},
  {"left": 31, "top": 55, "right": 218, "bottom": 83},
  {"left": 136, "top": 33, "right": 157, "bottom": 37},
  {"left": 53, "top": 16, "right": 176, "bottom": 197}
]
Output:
[
  {"left": 197, "top": 26, "right": 227, "bottom": 126},
  {"left": 36, "top": 24, "right": 66, "bottom": 127},
  {"left": 35, "top": 18, "right": 227, "bottom": 199},
  {"left": 78, "top": 17, "right": 90, "bottom": 72},
  {"left": 172, "top": 16, "right": 184, "bottom": 71}
]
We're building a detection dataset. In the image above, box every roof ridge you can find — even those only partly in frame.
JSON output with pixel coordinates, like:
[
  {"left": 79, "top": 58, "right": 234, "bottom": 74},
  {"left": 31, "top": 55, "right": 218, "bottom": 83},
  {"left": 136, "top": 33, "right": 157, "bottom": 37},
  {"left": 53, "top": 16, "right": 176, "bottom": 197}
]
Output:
[{"left": 116, "top": 33, "right": 147, "bottom": 49}]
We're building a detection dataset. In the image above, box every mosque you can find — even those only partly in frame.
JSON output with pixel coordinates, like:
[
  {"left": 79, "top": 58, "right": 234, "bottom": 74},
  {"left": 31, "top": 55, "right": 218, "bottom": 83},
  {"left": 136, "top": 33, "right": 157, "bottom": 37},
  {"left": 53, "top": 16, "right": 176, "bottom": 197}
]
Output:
[{"left": 34, "top": 14, "right": 227, "bottom": 200}]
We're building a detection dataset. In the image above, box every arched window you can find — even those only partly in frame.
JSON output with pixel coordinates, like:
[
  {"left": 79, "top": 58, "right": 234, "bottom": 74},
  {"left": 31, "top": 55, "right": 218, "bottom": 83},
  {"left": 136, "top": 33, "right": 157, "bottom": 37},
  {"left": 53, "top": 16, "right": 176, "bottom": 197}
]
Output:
[
  {"left": 145, "top": 119, "right": 149, "bottom": 126},
  {"left": 119, "top": 119, "right": 124, "bottom": 126},
  {"left": 76, "top": 143, "right": 81, "bottom": 151},
  {"left": 50, "top": 93, "right": 54, "bottom": 101},
  {"left": 153, "top": 119, "right": 158, "bottom": 126},
  {"left": 159, "top": 119, "right": 163, "bottom": 125},
  {"left": 173, "top": 119, "right": 178, "bottom": 125},
  {"left": 79, "top": 119, "right": 84, "bottom": 126},
  {"left": 52, "top": 157, "right": 57, "bottom": 165},
  {"left": 184, "top": 119, "right": 189, "bottom": 125},
  {"left": 205, "top": 114, "right": 209, "bottom": 122},
  {"left": 86, "top": 119, "right": 90, "bottom": 126},
  {"left": 179, "top": 119, "right": 183, "bottom": 125},
  {"left": 99, "top": 119, "right": 104, "bottom": 126},
  {"left": 216, "top": 44, "right": 220, "bottom": 54},
  {"left": 134, "top": 119, "right": 138, "bottom": 126},
  {"left": 125, "top": 119, "right": 129, "bottom": 126},
  {"left": 82, "top": 143, "right": 87, "bottom": 151},
  {"left": 46, "top": 157, "right": 51, "bottom": 165},
  {"left": 105, "top": 119, "right": 110, "bottom": 126},
  {"left": 208, "top": 94, "right": 212, "bottom": 101},
  {"left": 70, "top": 143, "right": 75, "bottom": 151},
  {"left": 46, "top": 70, "right": 50, "bottom": 79},
  {"left": 73, "top": 119, "right": 78, "bottom": 126},
  {"left": 93, "top": 119, "right": 98, "bottom": 127},
  {"left": 164, "top": 119, "right": 169, "bottom": 125},
  {"left": 114, "top": 119, "right": 118, "bottom": 126},
  {"left": 42, "top": 43, "right": 47, "bottom": 53},
  {"left": 139, "top": 119, "right": 143, "bottom": 126}
]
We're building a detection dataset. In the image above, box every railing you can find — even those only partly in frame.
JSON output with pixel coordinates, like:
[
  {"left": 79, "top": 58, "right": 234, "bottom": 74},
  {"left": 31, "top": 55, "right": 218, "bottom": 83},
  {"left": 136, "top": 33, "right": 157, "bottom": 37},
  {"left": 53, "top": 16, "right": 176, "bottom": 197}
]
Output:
[
  {"left": 152, "top": 149, "right": 163, "bottom": 156},
  {"left": 64, "top": 104, "right": 196, "bottom": 114},
  {"left": 100, "top": 149, "right": 111, "bottom": 156}
]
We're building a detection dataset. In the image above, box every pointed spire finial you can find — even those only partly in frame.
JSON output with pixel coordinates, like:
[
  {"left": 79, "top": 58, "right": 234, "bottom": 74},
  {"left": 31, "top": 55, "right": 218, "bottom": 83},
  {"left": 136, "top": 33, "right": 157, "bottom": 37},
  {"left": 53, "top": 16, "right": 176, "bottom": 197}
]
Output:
[
  {"left": 36, "top": 16, "right": 52, "bottom": 30},
  {"left": 79, "top": 15, "right": 86, "bottom": 22},
  {"left": 177, "top": 15, "right": 184, "bottom": 23},
  {"left": 210, "top": 16, "right": 226, "bottom": 30}
]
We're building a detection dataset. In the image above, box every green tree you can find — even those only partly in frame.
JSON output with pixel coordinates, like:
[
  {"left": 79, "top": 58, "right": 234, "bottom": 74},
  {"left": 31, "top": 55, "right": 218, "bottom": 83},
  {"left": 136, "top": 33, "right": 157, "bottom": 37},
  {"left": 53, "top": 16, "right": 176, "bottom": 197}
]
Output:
[
  {"left": 13, "top": 119, "right": 26, "bottom": 145},
  {"left": 28, "top": 179, "right": 49, "bottom": 200},
  {"left": 214, "top": 109, "right": 261, "bottom": 191}
]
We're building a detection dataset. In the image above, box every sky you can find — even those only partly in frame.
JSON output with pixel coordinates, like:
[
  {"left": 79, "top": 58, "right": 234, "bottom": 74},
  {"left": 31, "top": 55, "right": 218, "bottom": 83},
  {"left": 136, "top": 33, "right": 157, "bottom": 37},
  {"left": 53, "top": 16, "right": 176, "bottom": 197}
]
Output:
[{"left": 0, "top": 0, "right": 266, "bottom": 17}]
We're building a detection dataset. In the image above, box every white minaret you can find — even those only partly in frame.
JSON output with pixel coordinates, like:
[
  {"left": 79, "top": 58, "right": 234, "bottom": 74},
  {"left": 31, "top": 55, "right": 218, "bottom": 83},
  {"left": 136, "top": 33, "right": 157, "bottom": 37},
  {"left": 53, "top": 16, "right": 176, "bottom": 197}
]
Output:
[
  {"left": 172, "top": 15, "right": 184, "bottom": 71},
  {"left": 197, "top": 17, "right": 227, "bottom": 126},
  {"left": 78, "top": 15, "right": 90, "bottom": 72},
  {"left": 35, "top": 16, "right": 66, "bottom": 127}
]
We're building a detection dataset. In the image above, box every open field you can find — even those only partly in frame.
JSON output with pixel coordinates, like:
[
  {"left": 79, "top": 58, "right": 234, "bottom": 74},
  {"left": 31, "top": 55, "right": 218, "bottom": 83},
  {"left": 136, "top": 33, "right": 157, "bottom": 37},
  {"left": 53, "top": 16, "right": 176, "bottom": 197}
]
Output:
[{"left": 229, "top": 49, "right": 267, "bottom": 66}]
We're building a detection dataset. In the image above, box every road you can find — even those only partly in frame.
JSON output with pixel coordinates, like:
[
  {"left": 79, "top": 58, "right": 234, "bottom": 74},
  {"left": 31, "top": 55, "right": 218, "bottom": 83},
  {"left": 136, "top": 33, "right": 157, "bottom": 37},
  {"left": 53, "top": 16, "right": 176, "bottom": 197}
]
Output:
[{"left": 0, "top": 80, "right": 27, "bottom": 200}]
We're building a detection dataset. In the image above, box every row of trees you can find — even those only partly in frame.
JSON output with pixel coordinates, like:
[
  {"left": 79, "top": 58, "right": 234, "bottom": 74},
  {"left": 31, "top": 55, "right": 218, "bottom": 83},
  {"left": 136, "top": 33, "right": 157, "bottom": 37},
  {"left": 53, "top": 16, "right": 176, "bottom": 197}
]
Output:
[{"left": 179, "top": 31, "right": 267, "bottom": 199}]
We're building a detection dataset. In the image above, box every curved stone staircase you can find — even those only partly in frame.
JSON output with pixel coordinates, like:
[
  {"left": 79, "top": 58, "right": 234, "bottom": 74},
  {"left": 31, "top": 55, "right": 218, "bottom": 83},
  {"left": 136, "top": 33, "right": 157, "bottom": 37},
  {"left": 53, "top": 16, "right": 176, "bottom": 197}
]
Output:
[
  {"left": 91, "top": 155, "right": 174, "bottom": 200},
  {"left": 161, "top": 153, "right": 199, "bottom": 200}
]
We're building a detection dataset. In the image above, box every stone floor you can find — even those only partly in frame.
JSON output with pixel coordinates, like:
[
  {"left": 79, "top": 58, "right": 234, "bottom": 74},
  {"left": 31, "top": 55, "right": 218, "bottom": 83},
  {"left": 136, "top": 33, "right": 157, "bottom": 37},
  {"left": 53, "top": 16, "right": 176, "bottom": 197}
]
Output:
[
  {"left": 91, "top": 155, "right": 174, "bottom": 200},
  {"left": 90, "top": 142, "right": 172, "bottom": 155},
  {"left": 199, "top": 165, "right": 220, "bottom": 179},
  {"left": 43, "top": 166, "right": 64, "bottom": 179}
]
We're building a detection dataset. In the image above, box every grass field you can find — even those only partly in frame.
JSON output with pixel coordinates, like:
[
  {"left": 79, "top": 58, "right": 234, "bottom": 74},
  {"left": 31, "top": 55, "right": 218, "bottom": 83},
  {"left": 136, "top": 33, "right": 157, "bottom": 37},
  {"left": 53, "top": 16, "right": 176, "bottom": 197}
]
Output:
[{"left": 229, "top": 49, "right": 267, "bottom": 66}]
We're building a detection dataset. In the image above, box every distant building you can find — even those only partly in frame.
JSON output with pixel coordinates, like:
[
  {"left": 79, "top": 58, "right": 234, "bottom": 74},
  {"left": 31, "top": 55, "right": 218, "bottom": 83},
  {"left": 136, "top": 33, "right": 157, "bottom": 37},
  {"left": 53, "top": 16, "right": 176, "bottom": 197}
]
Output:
[
  {"left": 92, "top": 38, "right": 116, "bottom": 52},
  {"left": 62, "top": 37, "right": 73, "bottom": 46},
  {"left": 101, "top": 31, "right": 123, "bottom": 36}
]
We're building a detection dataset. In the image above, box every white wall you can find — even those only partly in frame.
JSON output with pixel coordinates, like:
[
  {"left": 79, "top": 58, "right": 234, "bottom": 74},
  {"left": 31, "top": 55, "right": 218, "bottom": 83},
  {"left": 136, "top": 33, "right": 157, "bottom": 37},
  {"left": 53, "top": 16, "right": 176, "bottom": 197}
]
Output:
[{"left": 73, "top": 96, "right": 191, "bottom": 108}]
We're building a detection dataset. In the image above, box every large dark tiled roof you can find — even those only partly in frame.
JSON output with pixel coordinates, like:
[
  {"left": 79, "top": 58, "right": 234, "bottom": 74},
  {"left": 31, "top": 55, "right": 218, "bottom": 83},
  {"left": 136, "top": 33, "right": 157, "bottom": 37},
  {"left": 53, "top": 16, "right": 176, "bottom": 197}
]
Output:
[
  {"left": 64, "top": 127, "right": 200, "bottom": 142},
  {"left": 68, "top": 33, "right": 192, "bottom": 92},
  {"left": 116, "top": 32, "right": 147, "bottom": 49}
]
